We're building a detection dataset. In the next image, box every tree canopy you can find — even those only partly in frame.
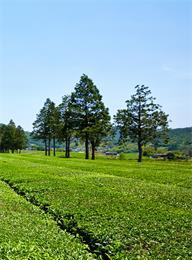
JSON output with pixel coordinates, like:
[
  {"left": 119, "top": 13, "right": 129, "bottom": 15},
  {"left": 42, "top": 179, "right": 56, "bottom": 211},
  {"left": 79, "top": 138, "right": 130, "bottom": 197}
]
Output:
[
  {"left": 30, "top": 79, "right": 171, "bottom": 161},
  {"left": 58, "top": 95, "right": 75, "bottom": 158},
  {"left": 71, "top": 74, "right": 111, "bottom": 159},
  {"left": 32, "top": 98, "right": 59, "bottom": 156},
  {"left": 0, "top": 120, "right": 27, "bottom": 153},
  {"left": 114, "top": 85, "right": 169, "bottom": 162}
]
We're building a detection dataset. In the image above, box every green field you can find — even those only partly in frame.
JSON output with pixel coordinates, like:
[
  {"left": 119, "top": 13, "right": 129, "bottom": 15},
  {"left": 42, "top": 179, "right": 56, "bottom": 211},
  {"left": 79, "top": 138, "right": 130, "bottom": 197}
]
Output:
[{"left": 0, "top": 152, "right": 192, "bottom": 259}]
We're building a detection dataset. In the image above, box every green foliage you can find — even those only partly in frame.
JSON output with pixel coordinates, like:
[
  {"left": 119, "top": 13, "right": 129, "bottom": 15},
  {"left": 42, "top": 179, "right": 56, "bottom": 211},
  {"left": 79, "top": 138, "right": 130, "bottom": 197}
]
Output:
[
  {"left": 0, "top": 152, "right": 191, "bottom": 259},
  {"left": 0, "top": 120, "right": 27, "bottom": 153},
  {"left": 143, "top": 146, "right": 168, "bottom": 157},
  {"left": 119, "top": 152, "right": 127, "bottom": 160},
  {"left": 71, "top": 74, "right": 111, "bottom": 159},
  {"left": 25, "top": 126, "right": 192, "bottom": 159},
  {"left": 114, "top": 85, "right": 169, "bottom": 162},
  {"left": 58, "top": 95, "right": 75, "bottom": 158},
  {"left": 31, "top": 74, "right": 111, "bottom": 160},
  {"left": 167, "top": 127, "right": 192, "bottom": 157},
  {"left": 32, "top": 98, "right": 60, "bottom": 156},
  {"left": 31, "top": 99, "right": 50, "bottom": 149},
  {"left": 29, "top": 79, "right": 190, "bottom": 160},
  {"left": 166, "top": 151, "right": 188, "bottom": 160}
]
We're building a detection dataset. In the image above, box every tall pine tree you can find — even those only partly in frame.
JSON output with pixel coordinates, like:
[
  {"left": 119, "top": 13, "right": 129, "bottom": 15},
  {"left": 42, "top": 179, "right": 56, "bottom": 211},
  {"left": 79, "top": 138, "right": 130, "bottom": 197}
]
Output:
[
  {"left": 114, "top": 85, "right": 169, "bottom": 162},
  {"left": 58, "top": 95, "right": 74, "bottom": 158},
  {"left": 71, "top": 74, "right": 111, "bottom": 159},
  {"left": 32, "top": 98, "right": 59, "bottom": 156}
]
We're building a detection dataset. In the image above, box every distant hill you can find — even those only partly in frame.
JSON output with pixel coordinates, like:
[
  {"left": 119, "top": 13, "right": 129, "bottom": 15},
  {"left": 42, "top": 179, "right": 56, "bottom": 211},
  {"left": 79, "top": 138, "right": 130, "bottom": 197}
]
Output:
[
  {"left": 25, "top": 131, "right": 45, "bottom": 149},
  {"left": 167, "top": 127, "right": 192, "bottom": 151},
  {"left": 25, "top": 127, "right": 192, "bottom": 152},
  {"left": 25, "top": 132, "right": 68, "bottom": 150}
]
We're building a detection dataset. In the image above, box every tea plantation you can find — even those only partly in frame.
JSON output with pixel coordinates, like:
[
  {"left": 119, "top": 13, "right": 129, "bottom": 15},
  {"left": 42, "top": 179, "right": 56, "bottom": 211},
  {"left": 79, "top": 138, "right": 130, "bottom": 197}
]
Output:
[{"left": 0, "top": 152, "right": 191, "bottom": 259}]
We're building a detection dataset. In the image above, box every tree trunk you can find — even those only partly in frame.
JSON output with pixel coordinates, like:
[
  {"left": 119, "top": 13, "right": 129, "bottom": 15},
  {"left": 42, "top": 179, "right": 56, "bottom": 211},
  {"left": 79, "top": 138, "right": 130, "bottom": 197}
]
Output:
[
  {"left": 44, "top": 139, "right": 47, "bottom": 156},
  {"left": 138, "top": 142, "right": 142, "bottom": 162},
  {"left": 91, "top": 141, "right": 95, "bottom": 160},
  {"left": 48, "top": 137, "right": 51, "bottom": 156},
  {"left": 138, "top": 95, "right": 142, "bottom": 163},
  {"left": 65, "top": 137, "right": 71, "bottom": 158},
  {"left": 85, "top": 133, "right": 89, "bottom": 159},
  {"left": 65, "top": 138, "right": 68, "bottom": 158},
  {"left": 67, "top": 137, "right": 70, "bottom": 158},
  {"left": 53, "top": 138, "right": 55, "bottom": 156}
]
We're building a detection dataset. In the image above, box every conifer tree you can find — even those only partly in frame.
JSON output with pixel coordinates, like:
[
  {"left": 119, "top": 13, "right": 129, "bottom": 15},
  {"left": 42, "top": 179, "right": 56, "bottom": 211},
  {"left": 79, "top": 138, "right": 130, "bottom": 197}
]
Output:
[
  {"left": 0, "top": 120, "right": 27, "bottom": 153},
  {"left": 15, "top": 125, "right": 27, "bottom": 151},
  {"left": 114, "top": 85, "right": 169, "bottom": 162},
  {"left": 58, "top": 95, "right": 74, "bottom": 158},
  {"left": 71, "top": 74, "right": 111, "bottom": 159},
  {"left": 48, "top": 101, "right": 60, "bottom": 156}
]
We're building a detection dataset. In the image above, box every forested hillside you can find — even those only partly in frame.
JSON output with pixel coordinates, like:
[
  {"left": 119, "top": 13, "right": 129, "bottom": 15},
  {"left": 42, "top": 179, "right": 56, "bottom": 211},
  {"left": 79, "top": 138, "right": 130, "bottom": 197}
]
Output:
[
  {"left": 2, "top": 123, "right": 190, "bottom": 153},
  {"left": 167, "top": 127, "right": 192, "bottom": 150},
  {"left": 26, "top": 127, "right": 192, "bottom": 153}
]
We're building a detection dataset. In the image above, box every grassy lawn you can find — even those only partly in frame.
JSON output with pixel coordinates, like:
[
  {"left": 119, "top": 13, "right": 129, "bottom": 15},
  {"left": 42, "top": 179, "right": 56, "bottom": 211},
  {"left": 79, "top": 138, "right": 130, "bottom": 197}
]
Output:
[{"left": 0, "top": 152, "right": 192, "bottom": 259}]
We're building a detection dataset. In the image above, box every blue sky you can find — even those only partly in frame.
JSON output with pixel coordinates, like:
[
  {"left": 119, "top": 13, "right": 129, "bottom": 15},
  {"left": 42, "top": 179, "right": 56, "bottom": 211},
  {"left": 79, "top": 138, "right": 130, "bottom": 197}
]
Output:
[{"left": 0, "top": 0, "right": 191, "bottom": 131}]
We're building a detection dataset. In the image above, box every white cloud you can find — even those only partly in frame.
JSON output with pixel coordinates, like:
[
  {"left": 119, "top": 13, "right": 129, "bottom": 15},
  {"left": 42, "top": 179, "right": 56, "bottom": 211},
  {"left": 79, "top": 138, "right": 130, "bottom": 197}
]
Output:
[
  {"left": 162, "top": 65, "right": 175, "bottom": 72},
  {"left": 161, "top": 64, "right": 192, "bottom": 79}
]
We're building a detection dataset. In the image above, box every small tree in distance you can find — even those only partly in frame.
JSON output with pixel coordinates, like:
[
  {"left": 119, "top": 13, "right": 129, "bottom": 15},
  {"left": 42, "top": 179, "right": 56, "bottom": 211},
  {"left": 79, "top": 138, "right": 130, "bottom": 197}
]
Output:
[
  {"left": 15, "top": 125, "right": 27, "bottom": 151},
  {"left": 0, "top": 120, "right": 27, "bottom": 153},
  {"left": 114, "top": 85, "right": 169, "bottom": 162}
]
